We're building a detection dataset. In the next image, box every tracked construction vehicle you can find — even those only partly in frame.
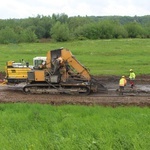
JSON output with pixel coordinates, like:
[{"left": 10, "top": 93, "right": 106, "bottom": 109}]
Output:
[{"left": 23, "top": 48, "right": 107, "bottom": 95}]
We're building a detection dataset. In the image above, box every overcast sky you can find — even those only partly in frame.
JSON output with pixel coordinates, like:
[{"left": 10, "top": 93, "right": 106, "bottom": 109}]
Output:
[{"left": 0, "top": 0, "right": 149, "bottom": 19}]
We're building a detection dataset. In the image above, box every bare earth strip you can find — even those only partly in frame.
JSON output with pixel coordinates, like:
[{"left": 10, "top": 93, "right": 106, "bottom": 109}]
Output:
[
  {"left": 0, "top": 87, "right": 150, "bottom": 107},
  {"left": 0, "top": 76, "right": 150, "bottom": 107}
]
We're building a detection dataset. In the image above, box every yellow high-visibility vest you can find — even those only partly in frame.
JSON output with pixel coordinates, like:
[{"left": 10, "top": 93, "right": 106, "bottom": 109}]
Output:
[
  {"left": 119, "top": 78, "right": 127, "bottom": 86},
  {"left": 129, "top": 72, "right": 136, "bottom": 80}
]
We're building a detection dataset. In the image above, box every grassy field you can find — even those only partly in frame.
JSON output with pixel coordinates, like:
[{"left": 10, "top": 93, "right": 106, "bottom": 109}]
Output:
[
  {"left": 0, "top": 39, "right": 150, "bottom": 75},
  {"left": 0, "top": 103, "right": 149, "bottom": 150},
  {"left": 0, "top": 39, "right": 150, "bottom": 149}
]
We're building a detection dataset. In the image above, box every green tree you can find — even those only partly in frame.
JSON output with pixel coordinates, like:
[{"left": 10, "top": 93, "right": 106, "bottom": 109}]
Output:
[
  {"left": 39, "top": 16, "right": 53, "bottom": 38},
  {"left": 97, "top": 20, "right": 114, "bottom": 39},
  {"left": 52, "top": 13, "right": 68, "bottom": 24},
  {"left": 143, "top": 23, "right": 150, "bottom": 38},
  {"left": 125, "top": 22, "right": 144, "bottom": 38},
  {"left": 0, "top": 27, "right": 18, "bottom": 44},
  {"left": 75, "top": 23, "right": 99, "bottom": 39},
  {"left": 20, "top": 27, "right": 38, "bottom": 43},
  {"left": 50, "top": 21, "right": 70, "bottom": 42},
  {"left": 112, "top": 21, "right": 128, "bottom": 38},
  {"left": 0, "top": 15, "right": 149, "bottom": 44}
]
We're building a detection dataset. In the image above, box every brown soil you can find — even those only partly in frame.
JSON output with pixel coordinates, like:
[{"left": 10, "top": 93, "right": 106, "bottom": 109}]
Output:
[{"left": 0, "top": 75, "right": 150, "bottom": 107}]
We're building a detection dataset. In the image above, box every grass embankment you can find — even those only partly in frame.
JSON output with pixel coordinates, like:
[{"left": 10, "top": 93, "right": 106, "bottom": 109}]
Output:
[
  {"left": 0, "top": 39, "right": 150, "bottom": 75},
  {"left": 0, "top": 103, "right": 149, "bottom": 150}
]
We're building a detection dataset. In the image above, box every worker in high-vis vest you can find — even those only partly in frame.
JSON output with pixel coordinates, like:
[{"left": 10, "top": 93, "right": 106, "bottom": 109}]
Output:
[
  {"left": 129, "top": 69, "right": 136, "bottom": 88},
  {"left": 119, "top": 76, "right": 127, "bottom": 92}
]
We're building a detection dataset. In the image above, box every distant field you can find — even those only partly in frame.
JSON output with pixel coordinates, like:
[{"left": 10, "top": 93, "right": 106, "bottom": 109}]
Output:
[{"left": 0, "top": 39, "right": 150, "bottom": 75}]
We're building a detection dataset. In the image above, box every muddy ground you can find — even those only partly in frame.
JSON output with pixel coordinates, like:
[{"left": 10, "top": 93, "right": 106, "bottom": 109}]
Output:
[{"left": 0, "top": 75, "right": 150, "bottom": 107}]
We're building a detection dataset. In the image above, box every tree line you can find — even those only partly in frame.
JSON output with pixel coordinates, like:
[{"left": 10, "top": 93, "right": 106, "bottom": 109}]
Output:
[{"left": 0, "top": 14, "right": 149, "bottom": 43}]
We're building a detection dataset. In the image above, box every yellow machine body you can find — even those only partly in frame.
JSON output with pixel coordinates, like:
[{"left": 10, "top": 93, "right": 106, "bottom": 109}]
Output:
[
  {"left": 34, "top": 70, "right": 45, "bottom": 81},
  {"left": 5, "top": 61, "right": 31, "bottom": 84},
  {"left": 46, "top": 48, "right": 91, "bottom": 81},
  {"left": 6, "top": 68, "right": 31, "bottom": 79}
]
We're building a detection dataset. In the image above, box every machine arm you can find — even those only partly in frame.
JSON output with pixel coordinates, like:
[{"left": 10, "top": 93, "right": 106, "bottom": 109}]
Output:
[{"left": 61, "top": 49, "right": 91, "bottom": 81}]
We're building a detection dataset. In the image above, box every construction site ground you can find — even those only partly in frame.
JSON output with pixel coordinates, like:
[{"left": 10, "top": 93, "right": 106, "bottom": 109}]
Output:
[{"left": 0, "top": 74, "right": 150, "bottom": 107}]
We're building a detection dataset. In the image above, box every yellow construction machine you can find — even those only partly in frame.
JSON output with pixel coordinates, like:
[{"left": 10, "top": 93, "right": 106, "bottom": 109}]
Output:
[
  {"left": 23, "top": 48, "right": 107, "bottom": 95},
  {"left": 5, "top": 57, "right": 46, "bottom": 84}
]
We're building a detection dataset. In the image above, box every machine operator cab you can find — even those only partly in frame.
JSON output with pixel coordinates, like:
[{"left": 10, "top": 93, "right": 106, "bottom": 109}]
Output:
[{"left": 33, "top": 57, "right": 46, "bottom": 69}]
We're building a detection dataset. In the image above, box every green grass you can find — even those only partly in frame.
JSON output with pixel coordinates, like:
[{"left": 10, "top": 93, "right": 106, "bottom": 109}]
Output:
[
  {"left": 0, "top": 39, "right": 150, "bottom": 75},
  {"left": 0, "top": 103, "right": 149, "bottom": 150},
  {"left": 1, "top": 39, "right": 150, "bottom": 150}
]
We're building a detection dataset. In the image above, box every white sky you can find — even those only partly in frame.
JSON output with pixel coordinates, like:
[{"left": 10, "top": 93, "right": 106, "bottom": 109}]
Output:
[{"left": 0, "top": 0, "right": 149, "bottom": 19}]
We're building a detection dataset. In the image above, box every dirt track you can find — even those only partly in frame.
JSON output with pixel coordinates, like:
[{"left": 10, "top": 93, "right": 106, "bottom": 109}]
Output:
[{"left": 0, "top": 76, "right": 150, "bottom": 107}]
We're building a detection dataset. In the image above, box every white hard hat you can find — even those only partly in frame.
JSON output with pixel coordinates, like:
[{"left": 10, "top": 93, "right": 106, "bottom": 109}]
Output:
[{"left": 130, "top": 69, "right": 133, "bottom": 72}]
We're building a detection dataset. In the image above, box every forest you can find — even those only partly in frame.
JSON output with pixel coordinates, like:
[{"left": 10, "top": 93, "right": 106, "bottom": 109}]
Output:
[{"left": 0, "top": 14, "right": 150, "bottom": 43}]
